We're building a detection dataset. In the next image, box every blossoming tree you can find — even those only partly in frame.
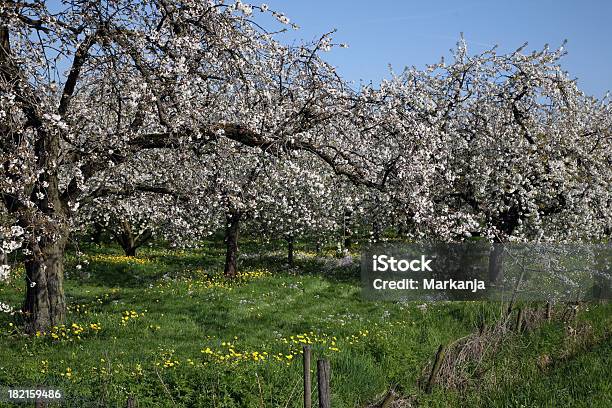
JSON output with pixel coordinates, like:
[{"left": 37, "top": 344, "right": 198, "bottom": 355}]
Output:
[
  {"left": 0, "top": 0, "right": 360, "bottom": 332},
  {"left": 1, "top": 0, "right": 609, "bottom": 336}
]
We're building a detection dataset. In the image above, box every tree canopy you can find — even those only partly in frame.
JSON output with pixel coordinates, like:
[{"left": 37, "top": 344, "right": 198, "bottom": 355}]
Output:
[{"left": 1, "top": 0, "right": 610, "bottom": 332}]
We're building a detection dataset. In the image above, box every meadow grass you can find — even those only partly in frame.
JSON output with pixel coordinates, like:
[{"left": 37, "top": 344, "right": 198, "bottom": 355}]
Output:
[{"left": 0, "top": 241, "right": 610, "bottom": 407}]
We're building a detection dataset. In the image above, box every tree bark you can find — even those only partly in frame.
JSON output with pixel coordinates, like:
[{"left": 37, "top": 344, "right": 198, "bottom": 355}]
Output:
[
  {"left": 287, "top": 235, "right": 295, "bottom": 266},
  {"left": 21, "top": 133, "right": 68, "bottom": 334},
  {"left": 224, "top": 212, "right": 241, "bottom": 278},
  {"left": 23, "top": 233, "right": 67, "bottom": 334},
  {"left": 488, "top": 243, "right": 505, "bottom": 285},
  {"left": 117, "top": 221, "right": 137, "bottom": 256}
]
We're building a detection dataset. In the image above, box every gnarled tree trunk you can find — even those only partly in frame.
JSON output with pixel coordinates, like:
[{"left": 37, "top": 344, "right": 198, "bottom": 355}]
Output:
[
  {"left": 20, "top": 135, "right": 68, "bottom": 334},
  {"left": 224, "top": 212, "right": 241, "bottom": 278},
  {"left": 23, "top": 232, "right": 68, "bottom": 334},
  {"left": 1, "top": 12, "right": 67, "bottom": 334}
]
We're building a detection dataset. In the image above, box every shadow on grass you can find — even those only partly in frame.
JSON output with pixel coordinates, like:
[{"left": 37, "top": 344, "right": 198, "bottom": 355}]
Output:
[
  {"left": 238, "top": 254, "right": 361, "bottom": 284},
  {"left": 68, "top": 239, "right": 361, "bottom": 291}
]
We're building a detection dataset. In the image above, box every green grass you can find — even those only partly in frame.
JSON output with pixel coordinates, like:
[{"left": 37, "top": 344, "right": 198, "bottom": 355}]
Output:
[
  {"left": 473, "top": 337, "right": 612, "bottom": 407},
  {"left": 0, "top": 241, "right": 610, "bottom": 407}
]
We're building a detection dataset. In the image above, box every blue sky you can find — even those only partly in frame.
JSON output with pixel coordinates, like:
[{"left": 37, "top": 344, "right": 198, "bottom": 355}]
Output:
[
  {"left": 42, "top": 0, "right": 611, "bottom": 97},
  {"left": 262, "top": 0, "right": 611, "bottom": 97}
]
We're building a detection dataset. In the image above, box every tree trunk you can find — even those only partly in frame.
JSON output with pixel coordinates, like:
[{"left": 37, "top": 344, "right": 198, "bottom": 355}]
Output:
[
  {"left": 124, "top": 246, "right": 136, "bottom": 257},
  {"left": 343, "top": 208, "right": 352, "bottom": 250},
  {"left": 91, "top": 223, "right": 104, "bottom": 245},
  {"left": 117, "top": 221, "right": 137, "bottom": 257},
  {"left": 23, "top": 234, "right": 67, "bottom": 334},
  {"left": 488, "top": 243, "right": 505, "bottom": 285},
  {"left": 115, "top": 221, "right": 152, "bottom": 257},
  {"left": 21, "top": 140, "right": 67, "bottom": 334},
  {"left": 224, "top": 212, "right": 241, "bottom": 278},
  {"left": 287, "top": 235, "right": 295, "bottom": 266},
  {"left": 3, "top": 12, "right": 68, "bottom": 335}
]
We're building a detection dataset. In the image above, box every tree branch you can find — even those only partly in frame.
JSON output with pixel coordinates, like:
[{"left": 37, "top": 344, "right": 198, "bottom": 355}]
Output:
[{"left": 58, "top": 33, "right": 97, "bottom": 116}]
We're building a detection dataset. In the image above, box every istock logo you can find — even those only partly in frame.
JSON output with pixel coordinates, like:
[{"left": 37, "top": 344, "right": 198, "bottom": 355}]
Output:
[{"left": 372, "top": 255, "right": 433, "bottom": 272}]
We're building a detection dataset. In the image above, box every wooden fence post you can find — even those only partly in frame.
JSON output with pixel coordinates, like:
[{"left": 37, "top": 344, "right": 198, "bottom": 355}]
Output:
[
  {"left": 303, "top": 346, "right": 312, "bottom": 408},
  {"left": 126, "top": 395, "right": 136, "bottom": 408},
  {"left": 317, "top": 359, "right": 331, "bottom": 408},
  {"left": 425, "top": 344, "right": 446, "bottom": 394},
  {"left": 546, "top": 302, "right": 552, "bottom": 321}
]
